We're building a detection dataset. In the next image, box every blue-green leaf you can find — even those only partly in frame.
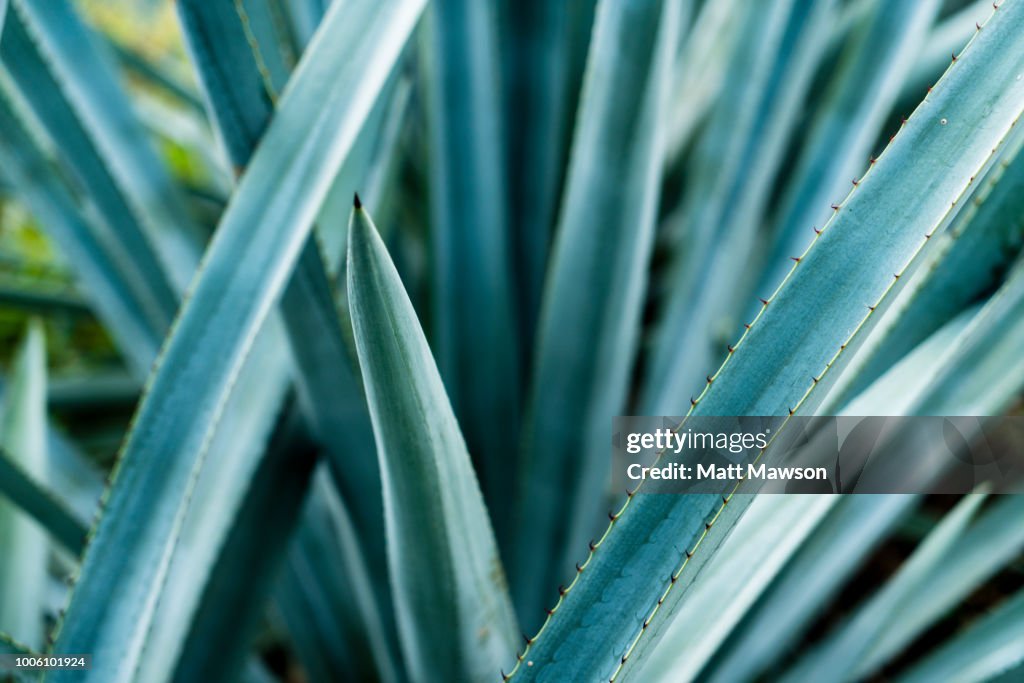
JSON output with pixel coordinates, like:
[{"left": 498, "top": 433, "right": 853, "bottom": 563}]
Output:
[
  {"left": 0, "top": 287, "right": 89, "bottom": 317},
  {"left": 903, "top": 0, "right": 991, "bottom": 107},
  {"left": 0, "top": 632, "right": 33, "bottom": 657},
  {"left": 1, "top": 630, "right": 37, "bottom": 683},
  {"left": 900, "top": 589, "right": 1024, "bottom": 683},
  {"left": 132, "top": 315, "right": 293, "bottom": 683},
  {"left": 7, "top": 0, "right": 206, "bottom": 291},
  {"left": 756, "top": 0, "right": 942, "bottom": 318},
  {"left": 282, "top": 0, "right": 327, "bottom": 50},
  {"left": 167, "top": 400, "right": 318, "bottom": 683},
  {"left": 827, "top": 132, "right": 1024, "bottom": 408},
  {"left": 46, "top": 2, "right": 425, "bottom": 680},
  {"left": 0, "top": 445, "right": 86, "bottom": 556},
  {"left": 637, "top": 495, "right": 835, "bottom": 682},
  {"left": 0, "top": 321, "right": 48, "bottom": 650},
  {"left": 665, "top": 0, "right": 743, "bottom": 158},
  {"left": 509, "top": 3, "right": 1024, "bottom": 678},
  {"left": 645, "top": 0, "right": 800, "bottom": 400},
  {"left": 780, "top": 492, "right": 988, "bottom": 682},
  {"left": 102, "top": 35, "right": 205, "bottom": 115},
  {"left": 425, "top": 0, "right": 521, "bottom": 522},
  {"left": 0, "top": 87, "right": 163, "bottom": 376},
  {"left": 838, "top": 305, "right": 980, "bottom": 416},
  {"left": 700, "top": 495, "right": 918, "bottom": 683},
  {"left": 850, "top": 495, "right": 1024, "bottom": 678},
  {"left": 176, "top": 0, "right": 387, "bottom": 599},
  {"left": 910, "top": 256, "right": 1024, "bottom": 416},
  {"left": 499, "top": 0, "right": 585, "bottom": 347},
  {"left": 514, "top": 0, "right": 683, "bottom": 623},
  {"left": 274, "top": 469, "right": 401, "bottom": 683},
  {"left": 644, "top": 0, "right": 839, "bottom": 415},
  {"left": 347, "top": 203, "right": 519, "bottom": 682},
  {"left": 175, "top": 0, "right": 289, "bottom": 170}
]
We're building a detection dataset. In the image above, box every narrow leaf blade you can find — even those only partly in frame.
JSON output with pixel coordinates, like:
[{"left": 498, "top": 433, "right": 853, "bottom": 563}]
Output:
[
  {"left": 0, "top": 321, "right": 48, "bottom": 650},
  {"left": 510, "top": 4, "right": 1024, "bottom": 678},
  {"left": 46, "top": 2, "right": 425, "bottom": 679},
  {"left": 347, "top": 204, "right": 519, "bottom": 682},
  {"left": 514, "top": 0, "right": 682, "bottom": 623}
]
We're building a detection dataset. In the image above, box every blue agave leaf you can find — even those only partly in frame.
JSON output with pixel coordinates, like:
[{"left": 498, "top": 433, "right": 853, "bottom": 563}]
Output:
[
  {"left": 8, "top": 0, "right": 206, "bottom": 292},
  {"left": 167, "top": 398, "right": 318, "bottom": 683},
  {"left": 514, "top": 0, "right": 683, "bottom": 626},
  {"left": 274, "top": 470, "right": 401, "bottom": 683},
  {"left": 102, "top": 35, "right": 205, "bottom": 115},
  {"left": 0, "top": 445, "right": 86, "bottom": 556},
  {"left": 665, "top": 0, "right": 743, "bottom": 158},
  {"left": 176, "top": 0, "right": 393, "bottom": 643},
  {"left": 755, "top": 0, "right": 942, "bottom": 323},
  {"left": 282, "top": 0, "right": 329, "bottom": 50},
  {"left": 699, "top": 495, "right": 918, "bottom": 683},
  {"left": 850, "top": 494, "right": 1024, "bottom": 678},
  {"left": 0, "top": 322, "right": 48, "bottom": 650},
  {"left": 902, "top": 0, "right": 992, "bottom": 108},
  {"left": 132, "top": 315, "right": 294, "bottom": 683},
  {"left": 910, "top": 255, "right": 1024, "bottom": 416},
  {"left": 780, "top": 492, "right": 989, "bottom": 682},
  {"left": 900, "top": 589, "right": 1024, "bottom": 683},
  {"left": 0, "top": 630, "right": 37, "bottom": 683},
  {"left": 175, "top": 0, "right": 289, "bottom": 171},
  {"left": 0, "top": 92, "right": 162, "bottom": 375},
  {"left": 347, "top": 204, "right": 520, "bottom": 682},
  {"left": 637, "top": 495, "right": 835, "bottom": 681},
  {"left": 643, "top": 0, "right": 838, "bottom": 415},
  {"left": 826, "top": 133, "right": 1024, "bottom": 409},
  {"left": 499, "top": 0, "right": 591, "bottom": 348},
  {"left": 45, "top": 1, "right": 424, "bottom": 680},
  {"left": 838, "top": 305, "right": 980, "bottom": 416},
  {"left": 425, "top": 0, "right": 521, "bottom": 528},
  {"left": 509, "top": 3, "right": 1024, "bottom": 678}
]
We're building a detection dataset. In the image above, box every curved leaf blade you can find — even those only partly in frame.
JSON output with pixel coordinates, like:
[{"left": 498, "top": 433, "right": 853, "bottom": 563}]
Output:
[
  {"left": 46, "top": 2, "right": 425, "bottom": 680},
  {"left": 852, "top": 495, "right": 1024, "bottom": 678},
  {"left": 274, "top": 469, "right": 401, "bottom": 683},
  {"left": 167, "top": 399, "right": 318, "bottom": 683},
  {"left": 176, "top": 0, "right": 389, "bottom": 613},
  {"left": 644, "top": 0, "right": 838, "bottom": 414},
  {"left": 347, "top": 203, "right": 519, "bottom": 683},
  {"left": 175, "top": 0, "right": 288, "bottom": 170},
  {"left": 756, "top": 0, "right": 942, "bottom": 316},
  {"left": 637, "top": 495, "right": 834, "bottom": 682}
]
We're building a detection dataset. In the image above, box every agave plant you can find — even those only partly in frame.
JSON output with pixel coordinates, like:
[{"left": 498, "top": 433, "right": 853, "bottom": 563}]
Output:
[{"left": 0, "top": 0, "right": 1023, "bottom": 681}]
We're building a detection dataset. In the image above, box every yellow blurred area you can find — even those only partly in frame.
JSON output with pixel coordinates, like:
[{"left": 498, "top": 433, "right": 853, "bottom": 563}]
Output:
[{"left": 77, "top": 0, "right": 185, "bottom": 63}]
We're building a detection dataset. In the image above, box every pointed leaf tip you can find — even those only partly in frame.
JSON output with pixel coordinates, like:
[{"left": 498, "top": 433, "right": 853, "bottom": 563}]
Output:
[{"left": 353, "top": 192, "right": 362, "bottom": 209}]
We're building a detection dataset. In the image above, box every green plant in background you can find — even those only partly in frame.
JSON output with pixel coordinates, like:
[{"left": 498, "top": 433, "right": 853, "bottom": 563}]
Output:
[{"left": 0, "top": 0, "right": 1021, "bottom": 681}]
